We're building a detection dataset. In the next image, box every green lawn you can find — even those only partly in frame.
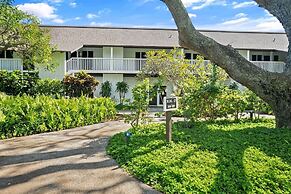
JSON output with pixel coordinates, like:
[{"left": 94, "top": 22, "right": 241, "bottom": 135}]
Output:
[{"left": 107, "top": 120, "right": 291, "bottom": 193}]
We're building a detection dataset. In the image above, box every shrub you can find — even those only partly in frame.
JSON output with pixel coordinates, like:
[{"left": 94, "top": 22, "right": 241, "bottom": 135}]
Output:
[
  {"left": 63, "top": 71, "right": 99, "bottom": 97},
  {"left": 116, "top": 81, "right": 129, "bottom": 104},
  {"left": 100, "top": 81, "right": 112, "bottom": 97},
  {"left": 125, "top": 78, "right": 156, "bottom": 128},
  {"left": 34, "top": 79, "right": 65, "bottom": 97},
  {"left": 0, "top": 70, "right": 39, "bottom": 95},
  {"left": 0, "top": 95, "right": 116, "bottom": 139}
]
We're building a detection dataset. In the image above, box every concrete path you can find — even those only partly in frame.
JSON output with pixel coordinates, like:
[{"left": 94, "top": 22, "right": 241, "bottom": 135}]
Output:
[{"left": 0, "top": 121, "right": 160, "bottom": 194}]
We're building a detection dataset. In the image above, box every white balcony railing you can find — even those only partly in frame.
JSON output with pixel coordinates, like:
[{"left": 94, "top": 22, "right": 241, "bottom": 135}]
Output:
[
  {"left": 66, "top": 58, "right": 147, "bottom": 73},
  {"left": 0, "top": 59, "right": 23, "bottom": 71},
  {"left": 66, "top": 58, "right": 286, "bottom": 74},
  {"left": 251, "top": 61, "right": 286, "bottom": 73}
]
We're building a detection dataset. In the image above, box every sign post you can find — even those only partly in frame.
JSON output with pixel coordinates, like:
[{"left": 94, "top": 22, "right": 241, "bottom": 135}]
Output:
[{"left": 163, "top": 97, "right": 178, "bottom": 143}]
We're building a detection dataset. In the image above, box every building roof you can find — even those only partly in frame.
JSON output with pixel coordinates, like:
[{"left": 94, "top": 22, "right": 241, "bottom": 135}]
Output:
[{"left": 42, "top": 25, "right": 288, "bottom": 52}]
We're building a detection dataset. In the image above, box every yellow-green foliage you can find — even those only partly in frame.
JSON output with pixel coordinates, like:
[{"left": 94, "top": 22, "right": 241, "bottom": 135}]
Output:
[
  {"left": 107, "top": 120, "right": 291, "bottom": 193},
  {"left": 0, "top": 95, "right": 116, "bottom": 139}
]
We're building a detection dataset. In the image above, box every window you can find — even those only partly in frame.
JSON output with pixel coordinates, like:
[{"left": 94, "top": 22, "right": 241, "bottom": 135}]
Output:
[
  {"left": 257, "top": 55, "right": 262, "bottom": 61},
  {"left": 185, "top": 53, "right": 192, "bottom": 60},
  {"left": 82, "top": 51, "right": 87, "bottom": 58},
  {"left": 264, "top": 56, "right": 270, "bottom": 61},
  {"left": 252, "top": 55, "right": 257, "bottom": 61},
  {"left": 71, "top": 52, "right": 77, "bottom": 58},
  {"left": 135, "top": 52, "right": 146, "bottom": 59},
  {"left": 193, "top": 54, "right": 198, "bottom": 60},
  {"left": 88, "top": 51, "right": 93, "bottom": 58},
  {"left": 6, "top": 51, "right": 13, "bottom": 58},
  {"left": 274, "top": 55, "right": 279, "bottom": 61},
  {"left": 0, "top": 51, "right": 5, "bottom": 58}
]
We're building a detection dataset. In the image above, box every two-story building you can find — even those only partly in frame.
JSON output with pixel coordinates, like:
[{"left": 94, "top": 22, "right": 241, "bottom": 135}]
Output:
[{"left": 0, "top": 26, "right": 288, "bottom": 105}]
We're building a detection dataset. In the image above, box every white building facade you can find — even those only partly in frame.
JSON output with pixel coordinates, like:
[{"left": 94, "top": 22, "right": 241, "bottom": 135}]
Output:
[{"left": 0, "top": 26, "right": 288, "bottom": 105}]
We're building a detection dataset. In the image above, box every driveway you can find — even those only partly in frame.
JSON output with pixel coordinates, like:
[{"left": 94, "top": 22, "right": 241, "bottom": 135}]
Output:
[{"left": 0, "top": 121, "right": 160, "bottom": 194}]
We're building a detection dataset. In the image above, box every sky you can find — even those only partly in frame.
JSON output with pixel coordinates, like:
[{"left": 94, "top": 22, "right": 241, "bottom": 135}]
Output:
[{"left": 13, "top": 0, "right": 284, "bottom": 32}]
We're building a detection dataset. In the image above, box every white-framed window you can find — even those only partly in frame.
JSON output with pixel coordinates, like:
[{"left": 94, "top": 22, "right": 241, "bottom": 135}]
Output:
[{"left": 0, "top": 50, "right": 13, "bottom": 58}]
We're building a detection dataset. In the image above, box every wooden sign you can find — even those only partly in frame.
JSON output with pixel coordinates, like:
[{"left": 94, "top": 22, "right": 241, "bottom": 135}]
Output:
[
  {"left": 163, "top": 97, "right": 178, "bottom": 112},
  {"left": 163, "top": 97, "right": 178, "bottom": 143}
]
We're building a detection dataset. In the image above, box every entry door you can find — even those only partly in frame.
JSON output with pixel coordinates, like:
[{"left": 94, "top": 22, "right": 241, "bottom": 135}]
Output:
[{"left": 149, "top": 86, "right": 167, "bottom": 106}]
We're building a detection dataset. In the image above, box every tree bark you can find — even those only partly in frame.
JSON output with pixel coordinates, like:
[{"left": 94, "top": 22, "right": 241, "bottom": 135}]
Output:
[{"left": 162, "top": 0, "right": 291, "bottom": 128}]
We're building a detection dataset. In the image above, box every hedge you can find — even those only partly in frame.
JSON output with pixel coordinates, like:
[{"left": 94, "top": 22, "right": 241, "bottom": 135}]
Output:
[{"left": 0, "top": 95, "right": 116, "bottom": 139}]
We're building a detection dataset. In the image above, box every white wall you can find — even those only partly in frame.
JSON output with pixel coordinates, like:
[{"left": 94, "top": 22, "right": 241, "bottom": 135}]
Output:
[
  {"left": 38, "top": 52, "right": 65, "bottom": 80},
  {"left": 102, "top": 73, "right": 124, "bottom": 102},
  {"left": 123, "top": 76, "right": 137, "bottom": 101},
  {"left": 237, "top": 50, "right": 248, "bottom": 59}
]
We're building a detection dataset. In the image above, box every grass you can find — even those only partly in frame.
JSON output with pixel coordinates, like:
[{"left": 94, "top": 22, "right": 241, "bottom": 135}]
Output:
[{"left": 107, "top": 119, "right": 291, "bottom": 193}]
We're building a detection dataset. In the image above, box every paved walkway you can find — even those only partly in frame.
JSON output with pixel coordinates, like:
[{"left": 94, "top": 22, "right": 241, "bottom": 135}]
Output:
[{"left": 0, "top": 121, "right": 160, "bottom": 194}]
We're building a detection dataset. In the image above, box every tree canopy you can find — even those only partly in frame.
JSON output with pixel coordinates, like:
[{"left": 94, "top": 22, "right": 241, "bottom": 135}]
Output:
[
  {"left": 0, "top": 0, "right": 54, "bottom": 69},
  {"left": 162, "top": 0, "right": 291, "bottom": 128}
]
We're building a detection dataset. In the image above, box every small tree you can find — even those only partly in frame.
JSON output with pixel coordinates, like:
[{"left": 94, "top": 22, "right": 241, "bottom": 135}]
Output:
[
  {"left": 125, "top": 78, "right": 158, "bottom": 128},
  {"left": 116, "top": 81, "right": 129, "bottom": 104},
  {"left": 0, "top": 0, "right": 55, "bottom": 70},
  {"left": 100, "top": 81, "right": 112, "bottom": 98},
  {"left": 63, "top": 72, "right": 99, "bottom": 97}
]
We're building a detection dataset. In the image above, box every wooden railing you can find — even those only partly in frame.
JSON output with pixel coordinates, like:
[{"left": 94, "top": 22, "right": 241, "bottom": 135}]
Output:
[
  {"left": 0, "top": 59, "right": 23, "bottom": 71},
  {"left": 66, "top": 58, "right": 147, "bottom": 73}
]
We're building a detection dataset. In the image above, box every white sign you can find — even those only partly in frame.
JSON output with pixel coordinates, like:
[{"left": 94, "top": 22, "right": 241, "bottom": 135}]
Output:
[{"left": 163, "top": 97, "right": 178, "bottom": 112}]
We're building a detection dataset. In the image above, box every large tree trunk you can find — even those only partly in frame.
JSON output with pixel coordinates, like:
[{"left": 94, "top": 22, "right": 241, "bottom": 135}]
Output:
[
  {"left": 162, "top": 0, "right": 291, "bottom": 128},
  {"left": 273, "top": 102, "right": 291, "bottom": 128}
]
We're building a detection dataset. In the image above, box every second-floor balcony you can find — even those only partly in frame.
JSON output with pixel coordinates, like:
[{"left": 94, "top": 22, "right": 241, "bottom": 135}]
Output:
[
  {"left": 66, "top": 58, "right": 147, "bottom": 74},
  {"left": 0, "top": 59, "right": 23, "bottom": 72},
  {"left": 66, "top": 57, "right": 287, "bottom": 74}
]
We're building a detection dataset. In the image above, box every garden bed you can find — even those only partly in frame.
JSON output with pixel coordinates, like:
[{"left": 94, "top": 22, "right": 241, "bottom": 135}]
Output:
[
  {"left": 0, "top": 95, "right": 116, "bottom": 139},
  {"left": 107, "top": 120, "right": 291, "bottom": 193}
]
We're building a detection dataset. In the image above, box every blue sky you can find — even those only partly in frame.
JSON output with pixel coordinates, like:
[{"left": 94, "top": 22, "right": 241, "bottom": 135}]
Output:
[{"left": 14, "top": 0, "right": 284, "bottom": 32}]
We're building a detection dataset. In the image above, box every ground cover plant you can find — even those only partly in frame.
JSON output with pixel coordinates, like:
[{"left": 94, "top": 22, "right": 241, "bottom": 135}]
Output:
[
  {"left": 0, "top": 95, "right": 116, "bottom": 139},
  {"left": 107, "top": 120, "right": 291, "bottom": 193}
]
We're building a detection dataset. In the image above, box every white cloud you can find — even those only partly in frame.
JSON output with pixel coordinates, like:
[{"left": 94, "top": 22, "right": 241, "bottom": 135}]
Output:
[
  {"left": 69, "top": 2, "right": 77, "bottom": 8},
  {"left": 232, "top": 1, "right": 257, "bottom": 9},
  {"left": 87, "top": 13, "right": 98, "bottom": 19},
  {"left": 17, "top": 3, "right": 58, "bottom": 19},
  {"left": 74, "top": 17, "right": 81, "bottom": 20},
  {"left": 199, "top": 14, "right": 283, "bottom": 32},
  {"left": 86, "top": 9, "right": 111, "bottom": 19},
  {"left": 222, "top": 17, "right": 249, "bottom": 25},
  {"left": 189, "top": 13, "right": 197, "bottom": 18},
  {"left": 51, "top": 18, "right": 65, "bottom": 24},
  {"left": 90, "top": 22, "right": 112, "bottom": 27},
  {"left": 235, "top": 13, "right": 247, "bottom": 18},
  {"left": 17, "top": 3, "right": 66, "bottom": 24},
  {"left": 181, "top": 0, "right": 226, "bottom": 10},
  {"left": 49, "top": 0, "right": 63, "bottom": 3}
]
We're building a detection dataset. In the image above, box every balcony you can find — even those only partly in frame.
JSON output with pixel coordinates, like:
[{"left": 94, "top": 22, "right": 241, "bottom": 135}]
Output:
[
  {"left": 0, "top": 59, "right": 23, "bottom": 71},
  {"left": 66, "top": 58, "right": 147, "bottom": 74},
  {"left": 251, "top": 61, "right": 286, "bottom": 73}
]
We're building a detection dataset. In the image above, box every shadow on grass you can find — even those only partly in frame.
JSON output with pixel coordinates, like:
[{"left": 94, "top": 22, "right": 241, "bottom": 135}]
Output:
[
  {"left": 173, "top": 120, "right": 290, "bottom": 193},
  {"left": 108, "top": 120, "right": 290, "bottom": 193}
]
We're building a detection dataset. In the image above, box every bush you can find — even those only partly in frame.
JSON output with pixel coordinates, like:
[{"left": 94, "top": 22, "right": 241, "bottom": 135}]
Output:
[
  {"left": 34, "top": 79, "right": 65, "bottom": 97},
  {"left": 0, "top": 95, "right": 116, "bottom": 139},
  {"left": 0, "top": 70, "right": 39, "bottom": 95},
  {"left": 63, "top": 71, "right": 99, "bottom": 97},
  {"left": 100, "top": 81, "right": 112, "bottom": 97},
  {"left": 116, "top": 81, "right": 129, "bottom": 104},
  {"left": 107, "top": 120, "right": 290, "bottom": 193}
]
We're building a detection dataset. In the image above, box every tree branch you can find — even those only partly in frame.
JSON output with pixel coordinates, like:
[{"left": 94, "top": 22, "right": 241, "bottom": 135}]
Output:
[
  {"left": 161, "top": 0, "right": 291, "bottom": 104},
  {"left": 254, "top": 0, "right": 291, "bottom": 73}
]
